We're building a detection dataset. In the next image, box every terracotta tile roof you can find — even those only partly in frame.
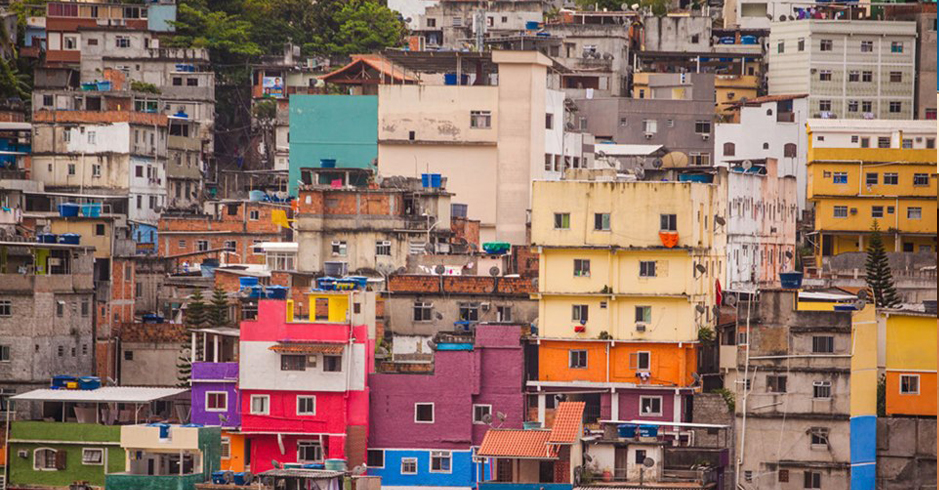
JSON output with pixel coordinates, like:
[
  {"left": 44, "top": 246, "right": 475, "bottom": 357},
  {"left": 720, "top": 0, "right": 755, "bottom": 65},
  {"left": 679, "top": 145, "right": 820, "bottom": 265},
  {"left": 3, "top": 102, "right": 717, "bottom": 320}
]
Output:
[
  {"left": 477, "top": 429, "right": 554, "bottom": 459},
  {"left": 548, "top": 401, "right": 585, "bottom": 444},
  {"left": 733, "top": 93, "right": 809, "bottom": 107},
  {"left": 269, "top": 342, "right": 344, "bottom": 354},
  {"left": 320, "top": 54, "right": 417, "bottom": 83}
]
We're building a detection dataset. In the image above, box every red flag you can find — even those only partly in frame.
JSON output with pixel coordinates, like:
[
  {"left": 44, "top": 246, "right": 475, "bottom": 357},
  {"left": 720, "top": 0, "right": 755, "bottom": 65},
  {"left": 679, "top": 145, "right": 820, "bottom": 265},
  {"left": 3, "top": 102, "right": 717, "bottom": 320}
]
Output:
[
  {"left": 330, "top": 179, "right": 342, "bottom": 188},
  {"left": 715, "top": 278, "right": 723, "bottom": 307}
]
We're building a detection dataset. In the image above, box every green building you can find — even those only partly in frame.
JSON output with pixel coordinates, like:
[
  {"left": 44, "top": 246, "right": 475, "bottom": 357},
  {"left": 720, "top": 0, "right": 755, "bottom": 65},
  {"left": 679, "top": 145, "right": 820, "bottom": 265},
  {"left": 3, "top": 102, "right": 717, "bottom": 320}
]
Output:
[{"left": 288, "top": 95, "right": 378, "bottom": 195}]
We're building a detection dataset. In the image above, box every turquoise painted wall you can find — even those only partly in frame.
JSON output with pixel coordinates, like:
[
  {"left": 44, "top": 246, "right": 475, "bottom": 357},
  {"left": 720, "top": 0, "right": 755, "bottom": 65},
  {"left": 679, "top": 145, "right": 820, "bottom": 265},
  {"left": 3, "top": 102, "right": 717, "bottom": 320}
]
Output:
[
  {"left": 8, "top": 422, "right": 123, "bottom": 487},
  {"left": 288, "top": 95, "right": 378, "bottom": 195}
]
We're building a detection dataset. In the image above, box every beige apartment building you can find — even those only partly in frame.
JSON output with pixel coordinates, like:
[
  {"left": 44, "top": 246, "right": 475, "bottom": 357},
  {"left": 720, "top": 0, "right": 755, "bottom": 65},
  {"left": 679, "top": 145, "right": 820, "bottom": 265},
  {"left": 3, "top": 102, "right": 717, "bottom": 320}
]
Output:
[{"left": 768, "top": 19, "right": 917, "bottom": 120}]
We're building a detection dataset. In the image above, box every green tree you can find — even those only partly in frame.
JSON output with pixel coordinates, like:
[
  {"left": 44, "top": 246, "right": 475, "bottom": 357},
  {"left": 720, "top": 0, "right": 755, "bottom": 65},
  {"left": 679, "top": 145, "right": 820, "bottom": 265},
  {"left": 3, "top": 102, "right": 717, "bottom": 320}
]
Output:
[
  {"left": 865, "top": 221, "right": 900, "bottom": 308},
  {"left": 322, "top": 0, "right": 406, "bottom": 57},
  {"left": 876, "top": 373, "right": 886, "bottom": 417},
  {"left": 177, "top": 289, "right": 209, "bottom": 386},
  {"left": 186, "top": 288, "right": 209, "bottom": 327},
  {"left": 207, "top": 286, "right": 231, "bottom": 329}
]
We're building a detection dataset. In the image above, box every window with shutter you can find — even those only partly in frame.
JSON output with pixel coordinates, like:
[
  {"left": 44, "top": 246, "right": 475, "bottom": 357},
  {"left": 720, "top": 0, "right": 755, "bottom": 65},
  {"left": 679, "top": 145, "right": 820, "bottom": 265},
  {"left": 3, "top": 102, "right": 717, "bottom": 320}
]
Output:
[{"left": 55, "top": 450, "right": 67, "bottom": 470}]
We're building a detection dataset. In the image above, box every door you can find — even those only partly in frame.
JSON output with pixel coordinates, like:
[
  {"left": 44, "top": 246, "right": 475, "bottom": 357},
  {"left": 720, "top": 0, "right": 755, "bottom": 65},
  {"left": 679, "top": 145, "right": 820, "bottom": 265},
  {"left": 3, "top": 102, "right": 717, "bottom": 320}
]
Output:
[
  {"left": 614, "top": 447, "right": 628, "bottom": 480},
  {"left": 539, "top": 461, "right": 555, "bottom": 483},
  {"left": 821, "top": 235, "right": 832, "bottom": 257}
]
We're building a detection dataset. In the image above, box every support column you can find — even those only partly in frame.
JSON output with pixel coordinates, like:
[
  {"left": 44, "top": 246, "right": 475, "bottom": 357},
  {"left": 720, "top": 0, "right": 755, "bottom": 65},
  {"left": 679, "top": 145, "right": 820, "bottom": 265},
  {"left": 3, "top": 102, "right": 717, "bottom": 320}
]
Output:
[
  {"left": 673, "top": 390, "right": 682, "bottom": 431},
  {"left": 537, "top": 393, "right": 546, "bottom": 425},
  {"left": 610, "top": 390, "right": 619, "bottom": 420},
  {"left": 213, "top": 334, "right": 219, "bottom": 363}
]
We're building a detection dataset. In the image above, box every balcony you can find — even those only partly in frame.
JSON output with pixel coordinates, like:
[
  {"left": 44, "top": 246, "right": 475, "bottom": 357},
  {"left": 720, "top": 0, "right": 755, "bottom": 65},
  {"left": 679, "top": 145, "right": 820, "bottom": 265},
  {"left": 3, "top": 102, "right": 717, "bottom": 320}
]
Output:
[{"left": 777, "top": 112, "right": 795, "bottom": 123}]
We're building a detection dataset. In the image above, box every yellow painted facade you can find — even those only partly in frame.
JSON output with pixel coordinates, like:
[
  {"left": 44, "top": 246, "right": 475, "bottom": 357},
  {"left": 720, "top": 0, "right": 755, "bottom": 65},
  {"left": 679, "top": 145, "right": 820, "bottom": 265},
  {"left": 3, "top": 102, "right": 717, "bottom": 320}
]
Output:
[
  {"left": 850, "top": 305, "right": 879, "bottom": 417},
  {"left": 806, "top": 142, "right": 938, "bottom": 262},
  {"left": 532, "top": 180, "right": 726, "bottom": 345},
  {"left": 714, "top": 75, "right": 759, "bottom": 116},
  {"left": 883, "top": 310, "right": 938, "bottom": 416},
  {"left": 49, "top": 217, "right": 117, "bottom": 260}
]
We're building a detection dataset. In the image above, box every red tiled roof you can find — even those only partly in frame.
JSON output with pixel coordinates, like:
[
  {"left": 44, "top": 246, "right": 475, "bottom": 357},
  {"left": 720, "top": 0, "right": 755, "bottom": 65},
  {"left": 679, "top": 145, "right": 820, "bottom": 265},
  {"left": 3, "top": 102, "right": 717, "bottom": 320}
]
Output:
[
  {"left": 731, "top": 93, "right": 809, "bottom": 107},
  {"left": 548, "top": 401, "right": 585, "bottom": 444},
  {"left": 320, "top": 54, "right": 417, "bottom": 83},
  {"left": 477, "top": 429, "right": 554, "bottom": 459}
]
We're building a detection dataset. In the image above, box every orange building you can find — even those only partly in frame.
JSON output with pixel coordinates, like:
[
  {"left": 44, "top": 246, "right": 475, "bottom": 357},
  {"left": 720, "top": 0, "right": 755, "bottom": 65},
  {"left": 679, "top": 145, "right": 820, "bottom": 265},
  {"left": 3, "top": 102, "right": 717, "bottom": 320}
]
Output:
[
  {"left": 538, "top": 341, "right": 697, "bottom": 387},
  {"left": 884, "top": 309, "right": 938, "bottom": 417}
]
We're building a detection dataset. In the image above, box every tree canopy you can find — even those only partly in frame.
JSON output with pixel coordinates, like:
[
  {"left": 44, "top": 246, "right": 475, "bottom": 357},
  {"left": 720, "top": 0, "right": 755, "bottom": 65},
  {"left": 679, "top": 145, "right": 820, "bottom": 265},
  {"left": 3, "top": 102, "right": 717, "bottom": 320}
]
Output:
[{"left": 865, "top": 221, "right": 900, "bottom": 308}]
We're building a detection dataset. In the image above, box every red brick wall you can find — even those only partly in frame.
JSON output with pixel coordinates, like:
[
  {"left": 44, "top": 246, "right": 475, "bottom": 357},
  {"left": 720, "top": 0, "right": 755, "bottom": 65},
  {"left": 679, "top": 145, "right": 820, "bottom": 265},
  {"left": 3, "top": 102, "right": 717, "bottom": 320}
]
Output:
[
  {"left": 120, "top": 322, "right": 189, "bottom": 343},
  {"left": 451, "top": 217, "right": 480, "bottom": 249},
  {"left": 159, "top": 202, "right": 285, "bottom": 234},
  {"left": 511, "top": 246, "right": 540, "bottom": 278},
  {"left": 32, "top": 110, "right": 167, "bottom": 125},
  {"left": 296, "top": 188, "right": 399, "bottom": 216},
  {"left": 214, "top": 270, "right": 245, "bottom": 293},
  {"left": 160, "top": 234, "right": 279, "bottom": 265}
]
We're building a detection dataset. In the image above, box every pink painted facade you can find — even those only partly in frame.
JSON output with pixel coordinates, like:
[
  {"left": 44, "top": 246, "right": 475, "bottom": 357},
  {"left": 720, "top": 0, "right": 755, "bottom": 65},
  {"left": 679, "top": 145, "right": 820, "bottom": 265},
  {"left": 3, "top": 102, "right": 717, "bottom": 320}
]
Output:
[{"left": 238, "top": 294, "right": 376, "bottom": 472}]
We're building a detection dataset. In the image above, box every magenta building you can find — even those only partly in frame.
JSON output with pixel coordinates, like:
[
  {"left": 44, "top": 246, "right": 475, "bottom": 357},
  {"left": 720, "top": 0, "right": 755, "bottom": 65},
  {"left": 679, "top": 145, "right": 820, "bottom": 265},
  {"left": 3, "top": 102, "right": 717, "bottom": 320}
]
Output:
[{"left": 367, "top": 324, "right": 526, "bottom": 488}]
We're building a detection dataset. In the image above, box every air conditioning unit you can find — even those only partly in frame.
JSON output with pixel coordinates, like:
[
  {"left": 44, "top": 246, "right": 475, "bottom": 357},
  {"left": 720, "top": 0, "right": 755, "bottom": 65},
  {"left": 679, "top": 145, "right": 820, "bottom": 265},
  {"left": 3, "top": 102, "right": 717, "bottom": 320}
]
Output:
[
  {"left": 635, "top": 323, "right": 647, "bottom": 332},
  {"left": 850, "top": 208, "right": 857, "bottom": 214},
  {"left": 480, "top": 302, "right": 490, "bottom": 311},
  {"left": 18, "top": 450, "right": 28, "bottom": 458},
  {"left": 702, "top": 134, "right": 710, "bottom": 141},
  {"left": 644, "top": 132, "right": 653, "bottom": 139}
]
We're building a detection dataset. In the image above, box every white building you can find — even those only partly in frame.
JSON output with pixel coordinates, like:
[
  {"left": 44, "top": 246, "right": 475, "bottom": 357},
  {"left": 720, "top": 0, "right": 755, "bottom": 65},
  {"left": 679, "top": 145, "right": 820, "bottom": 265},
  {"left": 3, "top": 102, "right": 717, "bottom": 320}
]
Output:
[
  {"left": 768, "top": 19, "right": 917, "bottom": 120},
  {"left": 806, "top": 118, "right": 937, "bottom": 150},
  {"left": 715, "top": 94, "right": 810, "bottom": 210}
]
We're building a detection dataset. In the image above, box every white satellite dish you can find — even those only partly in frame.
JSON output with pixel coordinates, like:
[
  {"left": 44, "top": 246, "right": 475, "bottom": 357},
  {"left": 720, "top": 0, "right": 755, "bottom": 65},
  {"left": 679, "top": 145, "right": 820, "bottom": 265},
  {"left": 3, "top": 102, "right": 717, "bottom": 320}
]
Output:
[{"left": 742, "top": 160, "right": 753, "bottom": 170}]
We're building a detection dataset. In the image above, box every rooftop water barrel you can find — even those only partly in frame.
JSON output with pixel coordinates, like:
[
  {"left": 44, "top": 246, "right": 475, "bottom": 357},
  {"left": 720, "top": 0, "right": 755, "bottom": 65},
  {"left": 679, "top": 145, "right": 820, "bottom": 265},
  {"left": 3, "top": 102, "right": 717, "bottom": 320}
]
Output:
[
  {"left": 324, "top": 459, "right": 347, "bottom": 472},
  {"left": 38, "top": 233, "right": 58, "bottom": 244},
  {"left": 52, "top": 375, "right": 77, "bottom": 388},
  {"left": 81, "top": 203, "right": 102, "bottom": 217},
  {"left": 525, "top": 20, "right": 540, "bottom": 29},
  {"left": 618, "top": 424, "right": 638, "bottom": 438},
  {"left": 266, "top": 285, "right": 288, "bottom": 299},
  {"left": 779, "top": 271, "right": 803, "bottom": 289},
  {"left": 239, "top": 276, "right": 259, "bottom": 288},
  {"left": 58, "top": 203, "right": 80, "bottom": 217},
  {"left": 639, "top": 425, "right": 658, "bottom": 438},
  {"left": 58, "top": 233, "right": 81, "bottom": 245},
  {"left": 249, "top": 190, "right": 266, "bottom": 202},
  {"left": 78, "top": 376, "right": 101, "bottom": 390},
  {"left": 320, "top": 159, "right": 337, "bottom": 168}
]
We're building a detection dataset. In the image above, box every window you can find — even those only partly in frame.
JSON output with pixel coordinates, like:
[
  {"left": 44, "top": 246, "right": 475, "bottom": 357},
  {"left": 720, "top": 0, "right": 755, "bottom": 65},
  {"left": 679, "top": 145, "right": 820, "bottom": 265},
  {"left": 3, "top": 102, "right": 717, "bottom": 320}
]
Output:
[
  {"left": 767, "top": 375, "right": 788, "bottom": 393},
  {"left": 545, "top": 113, "right": 553, "bottom": 129},
  {"left": 797, "top": 38, "right": 805, "bottom": 51},
  {"left": 812, "top": 335, "right": 834, "bottom": 353},
  {"left": 470, "top": 111, "right": 491, "bottom": 129},
  {"left": 860, "top": 137, "right": 870, "bottom": 148},
  {"left": 862, "top": 71, "right": 873, "bottom": 83},
  {"left": 473, "top": 404, "right": 492, "bottom": 424},
  {"left": 819, "top": 100, "right": 832, "bottom": 112},
  {"left": 900, "top": 374, "right": 919, "bottom": 394},
  {"left": 860, "top": 40, "right": 873, "bottom": 52},
  {"left": 401, "top": 458, "right": 418, "bottom": 474},
  {"left": 0, "top": 300, "right": 11, "bottom": 317},
  {"left": 630, "top": 351, "right": 651, "bottom": 371},
  {"left": 848, "top": 71, "right": 860, "bottom": 83},
  {"left": 642, "top": 119, "right": 657, "bottom": 134},
  {"left": 660, "top": 214, "right": 677, "bottom": 231},
  {"left": 0, "top": 345, "right": 9, "bottom": 362},
  {"left": 594, "top": 213, "right": 610, "bottom": 231},
  {"left": 64, "top": 35, "right": 77, "bottom": 50},
  {"left": 889, "top": 101, "right": 902, "bottom": 113},
  {"left": 889, "top": 71, "right": 902, "bottom": 83},
  {"left": 124, "top": 350, "right": 133, "bottom": 361},
  {"left": 375, "top": 240, "right": 391, "bottom": 256},
  {"left": 206, "top": 392, "right": 227, "bottom": 412},
  {"left": 810, "top": 427, "right": 829, "bottom": 448},
  {"left": 297, "top": 396, "right": 316, "bottom": 415},
  {"left": 554, "top": 213, "right": 570, "bottom": 229},
  {"left": 415, "top": 403, "right": 435, "bottom": 423},
  {"left": 250, "top": 395, "right": 270, "bottom": 415},
  {"left": 887, "top": 206, "right": 895, "bottom": 215},
  {"left": 426, "top": 18, "right": 436, "bottom": 27},
  {"left": 804, "top": 471, "right": 821, "bottom": 489},
  {"left": 813, "top": 381, "right": 832, "bottom": 399},
  {"left": 459, "top": 303, "right": 479, "bottom": 321},
  {"left": 819, "top": 70, "right": 832, "bottom": 81},
  {"left": 430, "top": 451, "right": 452, "bottom": 473},
  {"left": 413, "top": 302, "right": 433, "bottom": 322},
  {"left": 820, "top": 39, "right": 833, "bottom": 51},
  {"left": 178, "top": 239, "right": 187, "bottom": 249},
  {"left": 777, "top": 41, "right": 785, "bottom": 54},
  {"left": 927, "top": 138, "right": 936, "bottom": 149},
  {"left": 779, "top": 469, "right": 790, "bottom": 482},
  {"left": 890, "top": 41, "right": 904, "bottom": 53},
  {"left": 573, "top": 259, "right": 590, "bottom": 277},
  {"left": 572, "top": 304, "right": 588, "bottom": 323},
  {"left": 221, "top": 438, "right": 231, "bottom": 459},
  {"left": 496, "top": 306, "right": 512, "bottom": 322},
  {"left": 640, "top": 396, "right": 662, "bottom": 415},
  {"left": 722, "top": 142, "right": 736, "bottom": 156},
  {"left": 878, "top": 137, "right": 891, "bottom": 149},
  {"left": 249, "top": 209, "right": 260, "bottom": 220},
  {"left": 691, "top": 34, "right": 699, "bottom": 43},
  {"left": 639, "top": 261, "right": 657, "bottom": 278},
  {"left": 694, "top": 120, "right": 711, "bottom": 134},
  {"left": 63, "top": 130, "right": 71, "bottom": 143},
  {"left": 87, "top": 131, "right": 96, "bottom": 144},
  {"left": 907, "top": 207, "right": 922, "bottom": 220},
  {"left": 865, "top": 173, "right": 878, "bottom": 186},
  {"left": 56, "top": 301, "right": 64, "bottom": 317},
  {"left": 94, "top": 224, "right": 106, "bottom": 236},
  {"left": 331, "top": 240, "right": 347, "bottom": 256},
  {"left": 173, "top": 77, "right": 183, "bottom": 86},
  {"left": 34, "top": 448, "right": 60, "bottom": 470},
  {"left": 297, "top": 441, "right": 323, "bottom": 463},
  {"left": 281, "top": 354, "right": 307, "bottom": 371},
  {"left": 913, "top": 174, "right": 929, "bottom": 186},
  {"left": 187, "top": 78, "right": 198, "bottom": 87},
  {"left": 43, "top": 94, "right": 53, "bottom": 107},
  {"left": 197, "top": 240, "right": 208, "bottom": 252},
  {"left": 224, "top": 240, "right": 236, "bottom": 251},
  {"left": 323, "top": 355, "right": 342, "bottom": 372},
  {"left": 634, "top": 305, "right": 652, "bottom": 324},
  {"left": 833, "top": 206, "right": 848, "bottom": 218},
  {"left": 569, "top": 350, "right": 587, "bottom": 369},
  {"left": 68, "top": 164, "right": 76, "bottom": 176},
  {"left": 833, "top": 172, "right": 848, "bottom": 184},
  {"left": 367, "top": 450, "right": 384, "bottom": 468},
  {"left": 872, "top": 206, "right": 884, "bottom": 218}
]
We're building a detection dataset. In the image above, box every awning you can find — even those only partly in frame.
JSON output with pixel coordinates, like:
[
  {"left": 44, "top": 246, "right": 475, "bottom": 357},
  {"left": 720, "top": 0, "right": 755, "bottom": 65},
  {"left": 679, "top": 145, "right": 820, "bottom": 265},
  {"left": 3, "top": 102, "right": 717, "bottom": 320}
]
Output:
[
  {"left": 269, "top": 343, "right": 344, "bottom": 355},
  {"left": 11, "top": 387, "right": 188, "bottom": 404}
]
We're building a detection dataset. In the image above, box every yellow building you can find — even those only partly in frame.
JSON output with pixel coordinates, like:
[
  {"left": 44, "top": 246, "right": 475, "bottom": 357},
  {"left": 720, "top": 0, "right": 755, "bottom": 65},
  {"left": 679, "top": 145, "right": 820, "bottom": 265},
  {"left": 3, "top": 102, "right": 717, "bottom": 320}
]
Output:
[
  {"left": 806, "top": 119, "right": 937, "bottom": 265},
  {"left": 632, "top": 72, "right": 759, "bottom": 116},
  {"left": 882, "top": 308, "right": 938, "bottom": 417},
  {"left": 714, "top": 75, "right": 759, "bottom": 116},
  {"left": 532, "top": 180, "right": 726, "bottom": 343},
  {"left": 48, "top": 215, "right": 123, "bottom": 260}
]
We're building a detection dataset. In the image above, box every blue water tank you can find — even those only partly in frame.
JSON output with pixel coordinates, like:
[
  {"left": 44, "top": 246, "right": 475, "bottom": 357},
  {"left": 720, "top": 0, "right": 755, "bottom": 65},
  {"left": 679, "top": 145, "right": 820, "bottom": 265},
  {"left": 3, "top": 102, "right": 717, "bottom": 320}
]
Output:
[
  {"left": 58, "top": 203, "right": 80, "bottom": 217},
  {"left": 639, "top": 425, "right": 658, "bottom": 437},
  {"left": 779, "top": 271, "right": 803, "bottom": 289},
  {"left": 444, "top": 73, "right": 458, "bottom": 85},
  {"left": 78, "top": 376, "right": 101, "bottom": 390},
  {"left": 58, "top": 233, "right": 81, "bottom": 245},
  {"left": 618, "top": 424, "right": 638, "bottom": 438},
  {"left": 267, "top": 285, "right": 289, "bottom": 299},
  {"left": 239, "top": 276, "right": 259, "bottom": 288}
]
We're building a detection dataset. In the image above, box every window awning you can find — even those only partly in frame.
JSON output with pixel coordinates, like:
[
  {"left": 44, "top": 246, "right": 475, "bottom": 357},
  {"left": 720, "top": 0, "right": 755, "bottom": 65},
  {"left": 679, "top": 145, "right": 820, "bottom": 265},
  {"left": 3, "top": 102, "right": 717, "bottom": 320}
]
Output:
[{"left": 269, "top": 343, "right": 344, "bottom": 355}]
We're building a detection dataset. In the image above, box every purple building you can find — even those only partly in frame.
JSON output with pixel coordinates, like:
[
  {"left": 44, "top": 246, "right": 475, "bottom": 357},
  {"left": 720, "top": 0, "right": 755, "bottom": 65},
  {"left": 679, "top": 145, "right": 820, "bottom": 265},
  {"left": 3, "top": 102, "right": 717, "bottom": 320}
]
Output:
[
  {"left": 190, "top": 328, "right": 240, "bottom": 429},
  {"left": 367, "top": 324, "right": 525, "bottom": 487}
]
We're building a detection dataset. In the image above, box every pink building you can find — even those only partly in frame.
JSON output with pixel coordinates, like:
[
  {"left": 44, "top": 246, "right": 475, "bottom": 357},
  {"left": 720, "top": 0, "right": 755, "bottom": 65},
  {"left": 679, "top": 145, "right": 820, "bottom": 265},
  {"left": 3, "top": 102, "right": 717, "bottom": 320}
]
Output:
[{"left": 238, "top": 290, "right": 376, "bottom": 472}]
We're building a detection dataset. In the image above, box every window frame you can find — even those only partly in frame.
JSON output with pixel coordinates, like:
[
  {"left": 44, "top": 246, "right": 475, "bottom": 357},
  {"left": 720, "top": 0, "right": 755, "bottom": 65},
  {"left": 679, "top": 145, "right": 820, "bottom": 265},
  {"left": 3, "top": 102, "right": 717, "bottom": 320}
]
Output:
[
  {"left": 296, "top": 440, "right": 324, "bottom": 463},
  {"left": 573, "top": 259, "right": 591, "bottom": 277},
  {"left": 33, "top": 448, "right": 59, "bottom": 471},
  {"left": 415, "top": 402, "right": 435, "bottom": 423},
  {"left": 913, "top": 173, "right": 929, "bottom": 186},
  {"left": 221, "top": 437, "right": 231, "bottom": 459},
  {"left": 833, "top": 206, "right": 848, "bottom": 219},
  {"left": 812, "top": 335, "right": 834, "bottom": 354},
  {"left": 0, "top": 299, "right": 11, "bottom": 317},
  {"left": 569, "top": 349, "right": 588, "bottom": 369},
  {"left": 81, "top": 448, "right": 104, "bottom": 466},
  {"left": 401, "top": 457, "right": 419, "bottom": 475},
  {"left": 205, "top": 391, "right": 228, "bottom": 412},
  {"left": 813, "top": 381, "right": 832, "bottom": 399},
  {"left": 375, "top": 240, "right": 392, "bottom": 256},
  {"left": 472, "top": 404, "right": 492, "bottom": 424},
  {"left": 900, "top": 374, "right": 920, "bottom": 395},
  {"left": 907, "top": 207, "right": 922, "bottom": 220},
  {"left": 660, "top": 214, "right": 677, "bottom": 231},
  {"left": 296, "top": 395, "right": 316, "bottom": 416},
  {"left": 470, "top": 110, "right": 492, "bottom": 129},
  {"left": 429, "top": 450, "right": 452, "bottom": 474},
  {"left": 249, "top": 394, "right": 270, "bottom": 415},
  {"left": 594, "top": 212, "right": 611, "bottom": 231},
  {"left": 413, "top": 302, "right": 433, "bottom": 322},
  {"left": 554, "top": 213, "right": 571, "bottom": 230},
  {"left": 639, "top": 396, "right": 663, "bottom": 416},
  {"left": 639, "top": 260, "right": 657, "bottom": 278},
  {"left": 767, "top": 375, "right": 788, "bottom": 393},
  {"left": 367, "top": 449, "right": 385, "bottom": 468}
]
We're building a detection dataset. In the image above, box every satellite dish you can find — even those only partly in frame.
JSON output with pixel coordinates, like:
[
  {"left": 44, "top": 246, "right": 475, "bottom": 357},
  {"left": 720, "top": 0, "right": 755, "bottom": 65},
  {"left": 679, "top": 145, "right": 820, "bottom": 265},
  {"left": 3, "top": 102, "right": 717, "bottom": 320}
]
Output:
[
  {"left": 427, "top": 340, "right": 437, "bottom": 350},
  {"left": 532, "top": 277, "right": 539, "bottom": 289},
  {"left": 620, "top": 2, "right": 628, "bottom": 9},
  {"left": 435, "top": 311, "right": 444, "bottom": 320},
  {"left": 661, "top": 152, "right": 688, "bottom": 168},
  {"left": 853, "top": 298, "right": 866, "bottom": 310},
  {"left": 778, "top": 14, "right": 787, "bottom": 21},
  {"left": 424, "top": 242, "right": 436, "bottom": 254},
  {"left": 489, "top": 266, "right": 501, "bottom": 277},
  {"left": 271, "top": 460, "right": 281, "bottom": 470},
  {"left": 695, "top": 263, "right": 708, "bottom": 274},
  {"left": 691, "top": 372, "right": 701, "bottom": 383},
  {"left": 434, "top": 264, "right": 446, "bottom": 275},
  {"left": 695, "top": 304, "right": 706, "bottom": 314},
  {"left": 857, "top": 289, "right": 868, "bottom": 301},
  {"left": 482, "top": 413, "right": 493, "bottom": 424},
  {"left": 218, "top": 414, "right": 229, "bottom": 425},
  {"left": 352, "top": 465, "right": 368, "bottom": 475},
  {"left": 580, "top": 318, "right": 587, "bottom": 325},
  {"left": 584, "top": 453, "right": 593, "bottom": 463},
  {"left": 652, "top": 158, "right": 664, "bottom": 169},
  {"left": 725, "top": 294, "right": 738, "bottom": 307},
  {"left": 223, "top": 472, "right": 234, "bottom": 483},
  {"left": 742, "top": 160, "right": 753, "bottom": 170},
  {"left": 643, "top": 457, "right": 656, "bottom": 468},
  {"left": 785, "top": 250, "right": 793, "bottom": 259},
  {"left": 497, "top": 411, "right": 507, "bottom": 422},
  {"left": 714, "top": 215, "right": 726, "bottom": 226}
]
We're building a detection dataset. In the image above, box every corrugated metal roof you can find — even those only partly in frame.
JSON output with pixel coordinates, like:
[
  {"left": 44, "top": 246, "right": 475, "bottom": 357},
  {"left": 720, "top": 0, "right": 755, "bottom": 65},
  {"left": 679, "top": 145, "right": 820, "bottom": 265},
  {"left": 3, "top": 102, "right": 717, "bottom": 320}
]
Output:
[
  {"left": 257, "top": 469, "right": 344, "bottom": 479},
  {"left": 593, "top": 144, "right": 664, "bottom": 156},
  {"left": 11, "top": 386, "right": 188, "bottom": 403},
  {"left": 548, "top": 401, "right": 585, "bottom": 444},
  {"left": 477, "top": 429, "right": 554, "bottom": 459}
]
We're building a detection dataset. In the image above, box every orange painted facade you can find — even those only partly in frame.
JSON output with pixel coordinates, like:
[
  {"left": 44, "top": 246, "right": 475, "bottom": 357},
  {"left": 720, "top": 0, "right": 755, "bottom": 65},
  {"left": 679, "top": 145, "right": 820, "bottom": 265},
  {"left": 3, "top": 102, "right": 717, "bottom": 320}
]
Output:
[
  {"left": 886, "top": 371, "right": 937, "bottom": 417},
  {"left": 538, "top": 340, "right": 697, "bottom": 387},
  {"left": 220, "top": 431, "right": 246, "bottom": 472}
]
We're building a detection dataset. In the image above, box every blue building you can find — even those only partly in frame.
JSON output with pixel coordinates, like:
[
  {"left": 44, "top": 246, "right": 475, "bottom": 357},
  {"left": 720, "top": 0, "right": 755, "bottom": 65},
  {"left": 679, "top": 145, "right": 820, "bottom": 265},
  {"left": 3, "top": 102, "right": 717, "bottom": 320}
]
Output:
[
  {"left": 366, "top": 449, "right": 488, "bottom": 489},
  {"left": 131, "top": 221, "right": 158, "bottom": 254}
]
